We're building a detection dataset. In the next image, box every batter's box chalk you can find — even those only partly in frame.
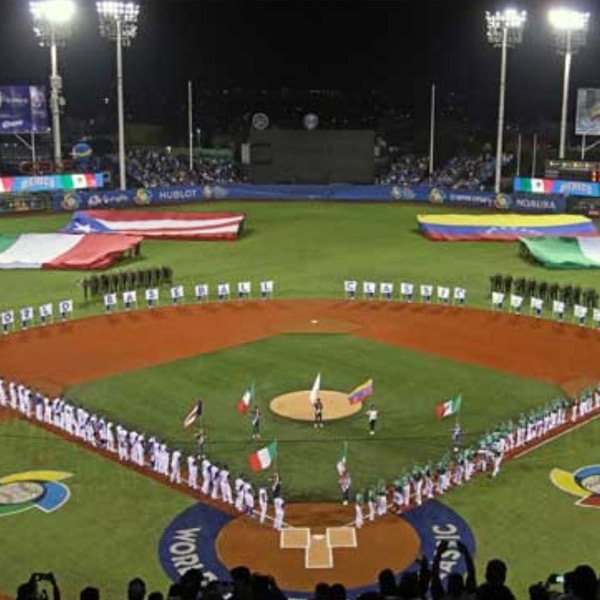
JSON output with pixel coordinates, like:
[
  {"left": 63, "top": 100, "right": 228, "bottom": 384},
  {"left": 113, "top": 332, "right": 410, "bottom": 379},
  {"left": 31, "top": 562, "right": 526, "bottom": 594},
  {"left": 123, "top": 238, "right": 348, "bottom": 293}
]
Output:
[
  {"left": 280, "top": 527, "right": 310, "bottom": 549},
  {"left": 326, "top": 526, "right": 357, "bottom": 548}
]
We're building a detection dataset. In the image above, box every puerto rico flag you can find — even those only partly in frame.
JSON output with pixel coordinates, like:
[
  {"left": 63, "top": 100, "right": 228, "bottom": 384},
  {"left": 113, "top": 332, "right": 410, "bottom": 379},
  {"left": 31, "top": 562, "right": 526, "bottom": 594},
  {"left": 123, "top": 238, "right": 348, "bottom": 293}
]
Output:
[{"left": 63, "top": 210, "right": 246, "bottom": 241}]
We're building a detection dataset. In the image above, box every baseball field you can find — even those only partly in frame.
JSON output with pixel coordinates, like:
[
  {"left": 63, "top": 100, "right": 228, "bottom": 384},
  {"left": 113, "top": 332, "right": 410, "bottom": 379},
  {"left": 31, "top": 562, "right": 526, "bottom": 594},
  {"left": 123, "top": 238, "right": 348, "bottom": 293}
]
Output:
[{"left": 0, "top": 200, "right": 599, "bottom": 599}]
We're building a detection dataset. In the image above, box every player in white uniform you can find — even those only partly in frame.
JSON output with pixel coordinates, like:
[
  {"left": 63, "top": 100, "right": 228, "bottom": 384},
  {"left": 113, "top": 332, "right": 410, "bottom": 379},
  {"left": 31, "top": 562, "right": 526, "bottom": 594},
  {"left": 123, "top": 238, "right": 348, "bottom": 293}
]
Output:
[
  {"left": 210, "top": 463, "right": 220, "bottom": 499},
  {"left": 273, "top": 496, "right": 285, "bottom": 530},
  {"left": 201, "top": 457, "right": 211, "bottom": 495},
  {"left": 187, "top": 455, "right": 198, "bottom": 490},
  {"left": 170, "top": 449, "right": 182, "bottom": 484},
  {"left": 0, "top": 377, "right": 6, "bottom": 407},
  {"left": 355, "top": 490, "right": 365, "bottom": 528},
  {"left": 106, "top": 422, "right": 115, "bottom": 452},
  {"left": 234, "top": 475, "right": 245, "bottom": 511},
  {"left": 220, "top": 467, "right": 233, "bottom": 504},
  {"left": 9, "top": 381, "right": 17, "bottom": 410},
  {"left": 244, "top": 482, "right": 255, "bottom": 516},
  {"left": 258, "top": 486, "right": 268, "bottom": 524}
]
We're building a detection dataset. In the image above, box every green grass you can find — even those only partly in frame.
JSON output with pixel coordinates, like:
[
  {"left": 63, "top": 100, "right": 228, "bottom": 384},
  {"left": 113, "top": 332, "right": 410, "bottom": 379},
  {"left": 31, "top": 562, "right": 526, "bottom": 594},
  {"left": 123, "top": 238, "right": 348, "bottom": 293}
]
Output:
[
  {"left": 0, "top": 419, "right": 192, "bottom": 599},
  {"left": 67, "top": 334, "right": 560, "bottom": 501},
  {"left": 0, "top": 202, "right": 599, "bottom": 317},
  {"left": 445, "top": 417, "right": 600, "bottom": 599}
]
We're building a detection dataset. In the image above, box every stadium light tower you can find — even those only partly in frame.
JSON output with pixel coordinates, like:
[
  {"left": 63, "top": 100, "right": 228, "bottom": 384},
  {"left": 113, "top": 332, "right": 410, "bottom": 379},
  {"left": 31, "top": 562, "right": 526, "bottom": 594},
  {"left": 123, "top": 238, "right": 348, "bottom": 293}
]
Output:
[
  {"left": 548, "top": 9, "right": 590, "bottom": 159},
  {"left": 30, "top": 0, "right": 76, "bottom": 168},
  {"left": 96, "top": 1, "right": 140, "bottom": 191},
  {"left": 486, "top": 8, "right": 527, "bottom": 193}
]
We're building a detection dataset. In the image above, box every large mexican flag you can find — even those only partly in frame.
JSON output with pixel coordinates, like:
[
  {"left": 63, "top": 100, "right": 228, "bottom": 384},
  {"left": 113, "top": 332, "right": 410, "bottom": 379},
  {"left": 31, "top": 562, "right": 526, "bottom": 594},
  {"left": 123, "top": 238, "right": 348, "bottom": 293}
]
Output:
[
  {"left": 520, "top": 236, "right": 600, "bottom": 269},
  {"left": 0, "top": 233, "right": 142, "bottom": 270}
]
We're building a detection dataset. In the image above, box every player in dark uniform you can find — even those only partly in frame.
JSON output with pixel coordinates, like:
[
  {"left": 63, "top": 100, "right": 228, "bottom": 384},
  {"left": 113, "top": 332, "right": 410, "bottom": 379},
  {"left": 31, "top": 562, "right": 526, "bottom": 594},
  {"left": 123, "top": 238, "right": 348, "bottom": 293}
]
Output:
[
  {"left": 251, "top": 406, "right": 261, "bottom": 440},
  {"left": 271, "top": 471, "right": 282, "bottom": 499},
  {"left": 314, "top": 397, "right": 324, "bottom": 428}
]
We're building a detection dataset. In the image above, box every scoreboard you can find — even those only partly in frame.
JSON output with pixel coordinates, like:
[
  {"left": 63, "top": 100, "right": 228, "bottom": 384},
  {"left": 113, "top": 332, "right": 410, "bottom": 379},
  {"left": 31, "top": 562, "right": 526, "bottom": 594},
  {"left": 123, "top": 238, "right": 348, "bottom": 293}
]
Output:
[{"left": 545, "top": 159, "right": 600, "bottom": 182}]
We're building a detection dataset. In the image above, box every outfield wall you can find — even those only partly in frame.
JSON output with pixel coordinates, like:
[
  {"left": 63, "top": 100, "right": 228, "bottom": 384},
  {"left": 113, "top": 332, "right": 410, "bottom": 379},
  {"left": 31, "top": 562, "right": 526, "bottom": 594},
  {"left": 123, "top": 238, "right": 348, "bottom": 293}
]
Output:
[{"left": 48, "top": 184, "right": 567, "bottom": 213}]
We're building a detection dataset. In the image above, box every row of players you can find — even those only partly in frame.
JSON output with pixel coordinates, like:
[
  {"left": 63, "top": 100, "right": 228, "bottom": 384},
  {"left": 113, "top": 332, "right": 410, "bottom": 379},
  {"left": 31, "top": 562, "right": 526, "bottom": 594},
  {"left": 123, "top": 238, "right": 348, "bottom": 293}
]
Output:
[
  {"left": 351, "top": 391, "right": 600, "bottom": 527},
  {"left": 1, "top": 377, "right": 599, "bottom": 530}
]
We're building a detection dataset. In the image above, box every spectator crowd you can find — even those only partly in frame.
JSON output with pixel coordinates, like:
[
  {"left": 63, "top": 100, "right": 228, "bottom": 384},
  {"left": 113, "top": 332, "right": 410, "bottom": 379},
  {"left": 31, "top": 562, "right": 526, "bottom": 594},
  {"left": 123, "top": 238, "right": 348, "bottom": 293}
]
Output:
[
  {"left": 126, "top": 149, "right": 246, "bottom": 188},
  {"left": 15, "top": 544, "right": 600, "bottom": 600},
  {"left": 377, "top": 153, "right": 514, "bottom": 190}
]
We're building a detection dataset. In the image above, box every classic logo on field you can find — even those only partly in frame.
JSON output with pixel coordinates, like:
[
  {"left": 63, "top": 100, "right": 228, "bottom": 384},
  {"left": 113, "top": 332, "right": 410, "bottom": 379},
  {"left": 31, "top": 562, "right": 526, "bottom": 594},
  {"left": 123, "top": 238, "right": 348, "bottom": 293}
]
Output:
[
  {"left": 134, "top": 188, "right": 151, "bottom": 205},
  {"left": 0, "top": 470, "right": 72, "bottom": 516},
  {"left": 159, "top": 500, "right": 475, "bottom": 599},
  {"left": 494, "top": 193, "right": 511, "bottom": 210},
  {"left": 551, "top": 465, "right": 600, "bottom": 508},
  {"left": 429, "top": 187, "right": 445, "bottom": 204}
]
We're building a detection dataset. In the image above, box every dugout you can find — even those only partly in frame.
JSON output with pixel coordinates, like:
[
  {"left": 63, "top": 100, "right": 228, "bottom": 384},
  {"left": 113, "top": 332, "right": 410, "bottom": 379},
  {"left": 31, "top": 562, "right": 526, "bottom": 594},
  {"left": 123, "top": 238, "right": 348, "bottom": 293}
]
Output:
[{"left": 249, "top": 130, "right": 375, "bottom": 184}]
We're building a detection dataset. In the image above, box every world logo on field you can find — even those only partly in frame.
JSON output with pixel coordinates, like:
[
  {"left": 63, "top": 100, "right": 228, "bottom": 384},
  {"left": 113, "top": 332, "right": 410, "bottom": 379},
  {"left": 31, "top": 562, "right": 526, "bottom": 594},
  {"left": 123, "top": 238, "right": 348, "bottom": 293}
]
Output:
[
  {"left": 550, "top": 464, "right": 600, "bottom": 508},
  {"left": 159, "top": 499, "right": 475, "bottom": 598},
  {"left": 0, "top": 470, "right": 72, "bottom": 516}
]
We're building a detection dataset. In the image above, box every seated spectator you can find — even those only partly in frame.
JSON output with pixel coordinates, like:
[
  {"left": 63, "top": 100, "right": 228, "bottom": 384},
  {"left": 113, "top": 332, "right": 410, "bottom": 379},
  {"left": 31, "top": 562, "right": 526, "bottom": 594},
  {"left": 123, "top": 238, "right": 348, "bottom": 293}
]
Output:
[{"left": 476, "top": 559, "right": 515, "bottom": 600}]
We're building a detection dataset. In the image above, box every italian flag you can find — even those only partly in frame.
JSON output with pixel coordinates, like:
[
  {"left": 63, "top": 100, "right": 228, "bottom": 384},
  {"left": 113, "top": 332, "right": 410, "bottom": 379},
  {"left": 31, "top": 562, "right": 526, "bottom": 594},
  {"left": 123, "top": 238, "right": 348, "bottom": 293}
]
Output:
[
  {"left": 0, "top": 233, "right": 141, "bottom": 270},
  {"left": 237, "top": 382, "right": 255, "bottom": 415},
  {"left": 247, "top": 441, "right": 277, "bottom": 472},
  {"left": 436, "top": 395, "right": 462, "bottom": 420}
]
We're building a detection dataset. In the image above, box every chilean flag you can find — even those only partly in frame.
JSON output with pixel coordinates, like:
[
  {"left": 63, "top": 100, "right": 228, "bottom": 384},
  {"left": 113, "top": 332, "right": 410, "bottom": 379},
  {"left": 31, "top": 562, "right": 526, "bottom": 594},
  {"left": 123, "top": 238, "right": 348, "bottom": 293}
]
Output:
[{"left": 63, "top": 209, "right": 246, "bottom": 241}]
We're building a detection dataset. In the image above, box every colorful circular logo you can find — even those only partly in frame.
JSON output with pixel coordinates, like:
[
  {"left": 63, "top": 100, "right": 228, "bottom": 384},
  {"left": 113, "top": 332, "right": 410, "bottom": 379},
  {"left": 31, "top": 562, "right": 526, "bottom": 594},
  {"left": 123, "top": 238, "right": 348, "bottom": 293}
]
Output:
[
  {"left": 494, "top": 193, "right": 511, "bottom": 210},
  {"left": 551, "top": 464, "right": 600, "bottom": 508},
  {"left": 429, "top": 188, "right": 445, "bottom": 204},
  {"left": 61, "top": 192, "right": 80, "bottom": 211},
  {"left": 134, "top": 188, "right": 151, "bottom": 206},
  {"left": 0, "top": 471, "right": 72, "bottom": 517}
]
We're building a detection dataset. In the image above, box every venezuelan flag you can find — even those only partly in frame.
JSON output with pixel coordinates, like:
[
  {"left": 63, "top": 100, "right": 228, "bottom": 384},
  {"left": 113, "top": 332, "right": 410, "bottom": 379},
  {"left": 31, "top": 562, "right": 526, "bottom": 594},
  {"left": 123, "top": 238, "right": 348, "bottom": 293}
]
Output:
[
  {"left": 417, "top": 213, "right": 598, "bottom": 241},
  {"left": 348, "top": 378, "right": 373, "bottom": 405}
]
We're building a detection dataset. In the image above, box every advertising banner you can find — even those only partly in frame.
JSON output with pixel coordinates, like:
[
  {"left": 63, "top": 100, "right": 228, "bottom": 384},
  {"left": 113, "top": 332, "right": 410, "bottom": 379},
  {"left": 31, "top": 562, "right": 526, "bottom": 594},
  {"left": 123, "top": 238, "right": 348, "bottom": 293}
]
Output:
[
  {"left": 514, "top": 177, "right": 600, "bottom": 198},
  {"left": 0, "top": 86, "right": 48, "bottom": 133},
  {"left": 575, "top": 89, "right": 600, "bottom": 136},
  {"left": 51, "top": 183, "right": 566, "bottom": 213}
]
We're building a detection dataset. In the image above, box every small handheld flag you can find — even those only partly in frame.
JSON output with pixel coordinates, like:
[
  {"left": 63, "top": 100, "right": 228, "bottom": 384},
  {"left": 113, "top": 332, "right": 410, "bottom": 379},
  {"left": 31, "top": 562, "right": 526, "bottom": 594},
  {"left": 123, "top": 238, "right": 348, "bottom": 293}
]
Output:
[
  {"left": 348, "top": 378, "right": 373, "bottom": 405},
  {"left": 237, "top": 382, "right": 255, "bottom": 415},
  {"left": 247, "top": 441, "right": 277, "bottom": 472},
  {"left": 436, "top": 395, "right": 462, "bottom": 420},
  {"left": 184, "top": 400, "right": 203, "bottom": 428},
  {"left": 309, "top": 372, "right": 321, "bottom": 405}
]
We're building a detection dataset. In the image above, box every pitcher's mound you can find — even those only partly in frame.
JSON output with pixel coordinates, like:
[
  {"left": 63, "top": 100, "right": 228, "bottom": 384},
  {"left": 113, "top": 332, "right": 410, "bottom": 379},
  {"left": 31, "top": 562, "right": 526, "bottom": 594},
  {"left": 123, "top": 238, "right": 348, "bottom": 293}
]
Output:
[{"left": 270, "top": 390, "right": 362, "bottom": 421}]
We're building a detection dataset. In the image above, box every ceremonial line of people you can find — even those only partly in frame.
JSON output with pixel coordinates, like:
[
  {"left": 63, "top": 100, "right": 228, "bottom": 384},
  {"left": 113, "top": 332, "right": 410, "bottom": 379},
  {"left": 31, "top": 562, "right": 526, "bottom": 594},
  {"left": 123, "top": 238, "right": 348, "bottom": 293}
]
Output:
[
  {"left": 0, "top": 378, "right": 287, "bottom": 531},
  {"left": 351, "top": 390, "right": 600, "bottom": 529},
  {"left": 1, "top": 377, "right": 599, "bottom": 533}
]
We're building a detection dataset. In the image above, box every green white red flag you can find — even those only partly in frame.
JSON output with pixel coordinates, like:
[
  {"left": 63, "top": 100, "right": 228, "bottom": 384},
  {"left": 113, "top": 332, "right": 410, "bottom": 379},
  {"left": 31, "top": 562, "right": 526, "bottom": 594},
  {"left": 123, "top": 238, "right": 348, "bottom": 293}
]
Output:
[
  {"left": 247, "top": 441, "right": 277, "bottom": 472},
  {"left": 436, "top": 395, "right": 462, "bottom": 420},
  {"left": 237, "top": 382, "right": 255, "bottom": 415}
]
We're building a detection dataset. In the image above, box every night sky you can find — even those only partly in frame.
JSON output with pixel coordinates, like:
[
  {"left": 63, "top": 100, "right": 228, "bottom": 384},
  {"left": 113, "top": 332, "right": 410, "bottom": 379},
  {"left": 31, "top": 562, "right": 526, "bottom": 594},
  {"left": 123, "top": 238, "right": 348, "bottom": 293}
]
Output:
[{"left": 1, "top": 0, "right": 599, "bottom": 128}]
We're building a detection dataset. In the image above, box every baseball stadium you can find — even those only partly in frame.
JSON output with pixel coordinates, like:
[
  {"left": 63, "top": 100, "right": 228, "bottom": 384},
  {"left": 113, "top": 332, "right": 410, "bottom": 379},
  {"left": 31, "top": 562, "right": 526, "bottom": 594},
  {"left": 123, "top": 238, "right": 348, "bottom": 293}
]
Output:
[{"left": 2, "top": 2, "right": 600, "bottom": 600}]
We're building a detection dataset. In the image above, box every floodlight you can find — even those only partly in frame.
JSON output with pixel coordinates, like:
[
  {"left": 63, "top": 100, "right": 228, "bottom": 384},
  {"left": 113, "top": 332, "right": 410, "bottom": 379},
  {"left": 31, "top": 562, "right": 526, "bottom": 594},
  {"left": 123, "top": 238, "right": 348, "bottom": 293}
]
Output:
[
  {"left": 548, "top": 9, "right": 590, "bottom": 52},
  {"left": 30, "top": 0, "right": 75, "bottom": 45},
  {"left": 96, "top": 1, "right": 141, "bottom": 191},
  {"left": 486, "top": 8, "right": 527, "bottom": 46},
  {"left": 96, "top": 1, "right": 140, "bottom": 45}
]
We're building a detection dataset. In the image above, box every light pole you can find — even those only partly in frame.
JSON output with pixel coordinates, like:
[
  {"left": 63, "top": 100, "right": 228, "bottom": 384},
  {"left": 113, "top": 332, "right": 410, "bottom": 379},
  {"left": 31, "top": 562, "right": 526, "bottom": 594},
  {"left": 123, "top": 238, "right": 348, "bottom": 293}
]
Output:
[
  {"left": 30, "top": 0, "right": 76, "bottom": 169},
  {"left": 96, "top": 1, "right": 140, "bottom": 191},
  {"left": 548, "top": 9, "right": 590, "bottom": 160},
  {"left": 486, "top": 8, "right": 526, "bottom": 193}
]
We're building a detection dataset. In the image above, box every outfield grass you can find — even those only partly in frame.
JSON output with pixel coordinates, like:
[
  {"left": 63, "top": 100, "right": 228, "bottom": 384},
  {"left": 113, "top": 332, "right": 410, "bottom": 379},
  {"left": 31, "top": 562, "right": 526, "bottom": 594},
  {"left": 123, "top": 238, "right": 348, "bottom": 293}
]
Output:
[
  {"left": 0, "top": 419, "right": 191, "bottom": 599},
  {"left": 0, "top": 202, "right": 599, "bottom": 318},
  {"left": 67, "top": 334, "right": 561, "bottom": 501},
  {"left": 445, "top": 416, "right": 600, "bottom": 599}
]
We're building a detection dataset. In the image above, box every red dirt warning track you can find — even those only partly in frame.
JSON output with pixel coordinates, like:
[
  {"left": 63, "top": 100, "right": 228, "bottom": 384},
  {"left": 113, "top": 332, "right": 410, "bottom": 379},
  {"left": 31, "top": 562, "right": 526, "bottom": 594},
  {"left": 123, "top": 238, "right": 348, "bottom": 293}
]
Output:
[{"left": 0, "top": 299, "right": 598, "bottom": 394}]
